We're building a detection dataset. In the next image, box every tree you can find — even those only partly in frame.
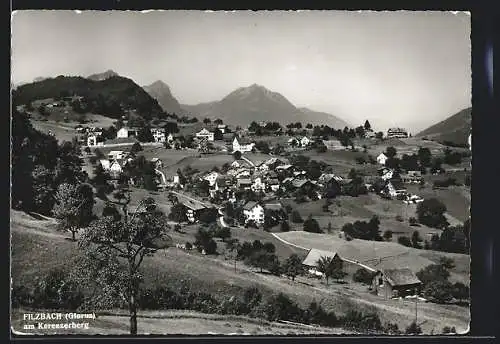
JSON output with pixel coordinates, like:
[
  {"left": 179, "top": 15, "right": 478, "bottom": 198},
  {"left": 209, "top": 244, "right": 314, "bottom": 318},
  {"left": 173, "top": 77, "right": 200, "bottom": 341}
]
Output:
[
  {"left": 353, "top": 268, "right": 376, "bottom": 284},
  {"left": 283, "top": 254, "right": 304, "bottom": 281},
  {"left": 385, "top": 146, "right": 397, "bottom": 158},
  {"left": 416, "top": 198, "right": 448, "bottom": 229},
  {"left": 203, "top": 118, "right": 211, "bottom": 124},
  {"left": 102, "top": 203, "right": 122, "bottom": 221},
  {"left": 383, "top": 230, "right": 393, "bottom": 241},
  {"left": 169, "top": 203, "right": 188, "bottom": 223},
  {"left": 233, "top": 151, "right": 242, "bottom": 160},
  {"left": 194, "top": 227, "right": 217, "bottom": 254},
  {"left": 215, "top": 226, "right": 232, "bottom": 242},
  {"left": 303, "top": 215, "right": 322, "bottom": 233},
  {"left": 76, "top": 196, "right": 171, "bottom": 335},
  {"left": 280, "top": 221, "right": 290, "bottom": 232},
  {"left": 316, "top": 255, "right": 344, "bottom": 285},
  {"left": 131, "top": 142, "right": 143, "bottom": 154},
  {"left": 417, "top": 147, "right": 432, "bottom": 167},
  {"left": 364, "top": 120, "right": 372, "bottom": 131},
  {"left": 163, "top": 121, "right": 179, "bottom": 134},
  {"left": 416, "top": 264, "right": 450, "bottom": 285},
  {"left": 52, "top": 183, "right": 94, "bottom": 241},
  {"left": 375, "top": 132, "right": 384, "bottom": 140},
  {"left": 291, "top": 210, "right": 303, "bottom": 223},
  {"left": 411, "top": 230, "right": 423, "bottom": 249},
  {"left": 137, "top": 126, "right": 154, "bottom": 142},
  {"left": 398, "top": 236, "right": 412, "bottom": 247},
  {"left": 423, "top": 280, "right": 454, "bottom": 303}
]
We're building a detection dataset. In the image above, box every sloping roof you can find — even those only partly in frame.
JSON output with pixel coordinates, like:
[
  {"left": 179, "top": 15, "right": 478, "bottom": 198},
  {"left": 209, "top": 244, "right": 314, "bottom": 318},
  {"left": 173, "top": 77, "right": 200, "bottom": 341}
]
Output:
[
  {"left": 237, "top": 178, "right": 252, "bottom": 185},
  {"left": 108, "top": 150, "right": 124, "bottom": 156},
  {"left": 292, "top": 179, "right": 311, "bottom": 188},
  {"left": 377, "top": 153, "right": 387, "bottom": 158},
  {"left": 302, "top": 249, "right": 340, "bottom": 267},
  {"left": 99, "top": 159, "right": 110, "bottom": 170},
  {"left": 243, "top": 201, "right": 260, "bottom": 211},
  {"left": 389, "top": 179, "right": 406, "bottom": 190},
  {"left": 178, "top": 196, "right": 207, "bottom": 211},
  {"left": 264, "top": 202, "right": 283, "bottom": 211},
  {"left": 382, "top": 268, "right": 421, "bottom": 286},
  {"left": 276, "top": 164, "right": 293, "bottom": 170},
  {"left": 268, "top": 178, "right": 280, "bottom": 185}
]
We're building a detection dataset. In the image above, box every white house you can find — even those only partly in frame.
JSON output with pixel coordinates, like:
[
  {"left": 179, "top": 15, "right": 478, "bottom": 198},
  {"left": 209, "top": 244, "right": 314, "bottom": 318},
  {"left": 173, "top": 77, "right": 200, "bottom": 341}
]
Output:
[
  {"left": 99, "top": 159, "right": 111, "bottom": 171},
  {"left": 242, "top": 201, "right": 265, "bottom": 225},
  {"left": 151, "top": 128, "right": 166, "bottom": 143},
  {"left": 87, "top": 134, "right": 98, "bottom": 147},
  {"left": 377, "top": 153, "right": 388, "bottom": 165},
  {"left": 150, "top": 158, "right": 163, "bottom": 169},
  {"left": 217, "top": 124, "right": 227, "bottom": 134},
  {"left": 385, "top": 180, "right": 407, "bottom": 198},
  {"left": 195, "top": 128, "right": 214, "bottom": 141},
  {"left": 231, "top": 160, "right": 241, "bottom": 168},
  {"left": 232, "top": 137, "right": 255, "bottom": 153},
  {"left": 167, "top": 133, "right": 174, "bottom": 143},
  {"left": 300, "top": 136, "right": 311, "bottom": 147},
  {"left": 203, "top": 171, "right": 219, "bottom": 187},
  {"left": 251, "top": 177, "right": 266, "bottom": 193},
  {"left": 322, "top": 139, "right": 344, "bottom": 151},
  {"left": 117, "top": 127, "right": 139, "bottom": 139}
]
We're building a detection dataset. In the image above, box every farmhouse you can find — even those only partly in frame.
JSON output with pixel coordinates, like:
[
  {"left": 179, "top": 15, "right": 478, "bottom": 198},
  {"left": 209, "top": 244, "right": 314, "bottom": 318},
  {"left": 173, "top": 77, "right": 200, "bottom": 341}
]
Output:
[
  {"left": 109, "top": 161, "right": 123, "bottom": 179},
  {"left": 302, "top": 248, "right": 342, "bottom": 277},
  {"left": 377, "top": 153, "right": 388, "bottom": 165},
  {"left": 384, "top": 179, "right": 407, "bottom": 198},
  {"left": 237, "top": 178, "right": 252, "bottom": 190},
  {"left": 267, "top": 178, "right": 280, "bottom": 192},
  {"left": 242, "top": 201, "right": 265, "bottom": 225},
  {"left": 151, "top": 128, "right": 166, "bottom": 143},
  {"left": 178, "top": 197, "right": 208, "bottom": 223},
  {"left": 378, "top": 167, "right": 394, "bottom": 181},
  {"left": 195, "top": 128, "right": 214, "bottom": 141},
  {"left": 232, "top": 137, "right": 255, "bottom": 153},
  {"left": 387, "top": 127, "right": 408, "bottom": 139},
  {"left": 117, "top": 127, "right": 139, "bottom": 139},
  {"left": 203, "top": 171, "right": 219, "bottom": 187},
  {"left": 371, "top": 268, "right": 422, "bottom": 299}
]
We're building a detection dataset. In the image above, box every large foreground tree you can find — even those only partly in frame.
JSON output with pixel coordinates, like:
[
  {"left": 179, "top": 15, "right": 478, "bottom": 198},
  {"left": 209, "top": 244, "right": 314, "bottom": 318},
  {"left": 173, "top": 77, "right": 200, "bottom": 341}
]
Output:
[{"left": 75, "top": 191, "right": 172, "bottom": 335}]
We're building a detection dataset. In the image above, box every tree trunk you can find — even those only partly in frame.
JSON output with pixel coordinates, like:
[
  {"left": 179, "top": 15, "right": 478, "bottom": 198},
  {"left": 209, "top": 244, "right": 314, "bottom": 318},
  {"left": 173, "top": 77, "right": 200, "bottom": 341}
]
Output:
[
  {"left": 72, "top": 230, "right": 76, "bottom": 241},
  {"left": 129, "top": 298, "right": 137, "bottom": 335}
]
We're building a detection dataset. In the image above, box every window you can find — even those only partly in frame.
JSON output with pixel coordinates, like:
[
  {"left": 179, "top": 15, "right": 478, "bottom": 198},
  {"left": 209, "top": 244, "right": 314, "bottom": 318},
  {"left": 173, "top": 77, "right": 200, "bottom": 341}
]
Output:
[{"left": 379, "top": 278, "right": 383, "bottom": 286}]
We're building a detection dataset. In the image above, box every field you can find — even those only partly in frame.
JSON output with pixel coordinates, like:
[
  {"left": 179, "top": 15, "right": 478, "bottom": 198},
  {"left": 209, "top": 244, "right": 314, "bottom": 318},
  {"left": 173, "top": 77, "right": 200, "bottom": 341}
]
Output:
[
  {"left": 11, "top": 309, "right": 347, "bottom": 335},
  {"left": 274, "top": 231, "right": 470, "bottom": 285},
  {"left": 11, "top": 210, "right": 470, "bottom": 334}
]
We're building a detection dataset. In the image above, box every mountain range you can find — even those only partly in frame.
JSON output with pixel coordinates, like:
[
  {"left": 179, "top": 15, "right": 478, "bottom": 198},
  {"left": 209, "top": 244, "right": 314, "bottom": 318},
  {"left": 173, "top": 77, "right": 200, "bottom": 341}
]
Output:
[
  {"left": 416, "top": 107, "right": 471, "bottom": 146},
  {"left": 180, "top": 83, "right": 350, "bottom": 128}
]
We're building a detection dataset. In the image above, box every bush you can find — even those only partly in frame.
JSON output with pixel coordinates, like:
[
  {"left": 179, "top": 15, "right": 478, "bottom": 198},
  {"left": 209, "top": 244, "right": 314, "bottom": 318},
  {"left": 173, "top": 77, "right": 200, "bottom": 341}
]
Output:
[
  {"left": 398, "top": 236, "right": 412, "bottom": 247},
  {"left": 405, "top": 321, "right": 422, "bottom": 334},
  {"left": 422, "top": 280, "right": 454, "bottom": 304},
  {"left": 409, "top": 217, "right": 418, "bottom": 226},
  {"left": 185, "top": 242, "right": 193, "bottom": 250},
  {"left": 31, "top": 269, "right": 84, "bottom": 310},
  {"left": 442, "top": 326, "right": 456, "bottom": 334},
  {"left": 290, "top": 210, "right": 303, "bottom": 223},
  {"left": 353, "top": 268, "right": 376, "bottom": 285},
  {"left": 341, "top": 309, "right": 382, "bottom": 332},
  {"left": 303, "top": 216, "right": 322, "bottom": 233},
  {"left": 280, "top": 221, "right": 290, "bottom": 232},
  {"left": 383, "top": 322, "right": 401, "bottom": 334}
]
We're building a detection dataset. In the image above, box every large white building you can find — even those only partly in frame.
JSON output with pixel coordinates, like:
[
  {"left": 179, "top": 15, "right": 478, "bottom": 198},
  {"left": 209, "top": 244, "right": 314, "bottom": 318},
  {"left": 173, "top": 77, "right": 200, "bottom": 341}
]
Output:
[
  {"left": 151, "top": 128, "right": 166, "bottom": 143},
  {"left": 242, "top": 201, "right": 265, "bottom": 225},
  {"left": 232, "top": 137, "right": 255, "bottom": 153},
  {"left": 377, "top": 153, "right": 388, "bottom": 165},
  {"left": 195, "top": 128, "right": 214, "bottom": 141}
]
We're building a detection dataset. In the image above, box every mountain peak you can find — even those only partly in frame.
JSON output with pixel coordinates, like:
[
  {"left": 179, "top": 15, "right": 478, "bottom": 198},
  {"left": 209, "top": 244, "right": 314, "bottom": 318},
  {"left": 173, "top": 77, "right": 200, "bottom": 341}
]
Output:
[
  {"left": 87, "top": 69, "right": 119, "bottom": 81},
  {"left": 143, "top": 80, "right": 183, "bottom": 115},
  {"left": 148, "top": 80, "right": 171, "bottom": 91}
]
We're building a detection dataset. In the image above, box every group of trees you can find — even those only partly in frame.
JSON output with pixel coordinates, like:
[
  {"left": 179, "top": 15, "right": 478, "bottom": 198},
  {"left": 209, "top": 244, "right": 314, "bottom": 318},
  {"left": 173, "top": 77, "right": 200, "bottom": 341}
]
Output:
[
  {"left": 427, "top": 219, "right": 470, "bottom": 254},
  {"left": 316, "top": 255, "right": 347, "bottom": 285},
  {"left": 341, "top": 216, "right": 382, "bottom": 241},
  {"left": 416, "top": 198, "right": 448, "bottom": 229},
  {"left": 416, "top": 258, "right": 469, "bottom": 304},
  {"left": 12, "top": 109, "right": 86, "bottom": 215},
  {"left": 237, "top": 240, "right": 280, "bottom": 274},
  {"left": 248, "top": 121, "right": 283, "bottom": 136}
]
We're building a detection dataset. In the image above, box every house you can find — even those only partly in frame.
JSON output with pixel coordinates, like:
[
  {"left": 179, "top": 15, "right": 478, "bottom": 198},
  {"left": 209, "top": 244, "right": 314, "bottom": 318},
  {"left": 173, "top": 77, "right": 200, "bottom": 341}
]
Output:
[
  {"left": 117, "top": 127, "right": 139, "bottom": 139},
  {"left": 322, "top": 139, "right": 344, "bottom": 151},
  {"left": 87, "top": 134, "right": 98, "bottom": 147},
  {"left": 300, "top": 136, "right": 311, "bottom": 147},
  {"left": 267, "top": 178, "right": 280, "bottom": 192},
  {"left": 233, "top": 137, "right": 255, "bottom": 153},
  {"left": 365, "top": 130, "right": 376, "bottom": 138},
  {"left": 251, "top": 177, "right": 266, "bottom": 193},
  {"left": 237, "top": 178, "right": 252, "bottom": 190},
  {"left": 401, "top": 170, "right": 423, "bottom": 184},
  {"left": 242, "top": 201, "right": 265, "bottom": 225},
  {"left": 195, "top": 128, "right": 214, "bottom": 141},
  {"left": 151, "top": 128, "right": 166, "bottom": 143},
  {"left": 302, "top": 249, "right": 342, "bottom": 277},
  {"left": 371, "top": 268, "right": 421, "bottom": 299},
  {"left": 166, "top": 133, "right": 175, "bottom": 143},
  {"left": 385, "top": 179, "right": 407, "bottom": 198},
  {"left": 264, "top": 157, "right": 283, "bottom": 171},
  {"left": 387, "top": 128, "right": 408, "bottom": 139},
  {"left": 231, "top": 160, "right": 242, "bottom": 169},
  {"left": 377, "top": 153, "right": 388, "bottom": 165},
  {"left": 150, "top": 158, "right": 163, "bottom": 169},
  {"left": 109, "top": 161, "right": 123, "bottom": 178},
  {"left": 378, "top": 167, "right": 394, "bottom": 181},
  {"left": 203, "top": 171, "right": 219, "bottom": 187},
  {"left": 178, "top": 197, "right": 208, "bottom": 223},
  {"left": 108, "top": 150, "right": 127, "bottom": 160}
]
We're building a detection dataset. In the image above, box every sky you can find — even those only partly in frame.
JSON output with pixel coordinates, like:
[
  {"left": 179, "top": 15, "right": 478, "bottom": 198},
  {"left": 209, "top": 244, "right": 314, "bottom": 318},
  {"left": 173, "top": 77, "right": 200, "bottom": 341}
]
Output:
[{"left": 11, "top": 10, "right": 471, "bottom": 132}]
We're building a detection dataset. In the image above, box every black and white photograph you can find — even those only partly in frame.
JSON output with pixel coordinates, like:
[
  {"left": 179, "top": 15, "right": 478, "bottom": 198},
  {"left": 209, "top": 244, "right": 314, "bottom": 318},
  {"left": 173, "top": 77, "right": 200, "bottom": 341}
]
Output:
[{"left": 11, "top": 10, "right": 471, "bottom": 336}]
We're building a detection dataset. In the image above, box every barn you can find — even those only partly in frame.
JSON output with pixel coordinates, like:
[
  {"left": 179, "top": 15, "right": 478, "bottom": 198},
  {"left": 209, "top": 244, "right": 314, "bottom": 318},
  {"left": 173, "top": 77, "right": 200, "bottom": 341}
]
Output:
[
  {"left": 302, "top": 248, "right": 342, "bottom": 277},
  {"left": 371, "top": 268, "right": 422, "bottom": 299}
]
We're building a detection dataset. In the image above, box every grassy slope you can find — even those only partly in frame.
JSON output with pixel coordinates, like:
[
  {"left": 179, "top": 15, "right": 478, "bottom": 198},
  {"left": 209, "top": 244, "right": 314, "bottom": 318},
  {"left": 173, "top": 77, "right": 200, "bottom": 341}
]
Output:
[
  {"left": 11, "top": 210, "right": 469, "bottom": 334},
  {"left": 416, "top": 107, "right": 471, "bottom": 146}
]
